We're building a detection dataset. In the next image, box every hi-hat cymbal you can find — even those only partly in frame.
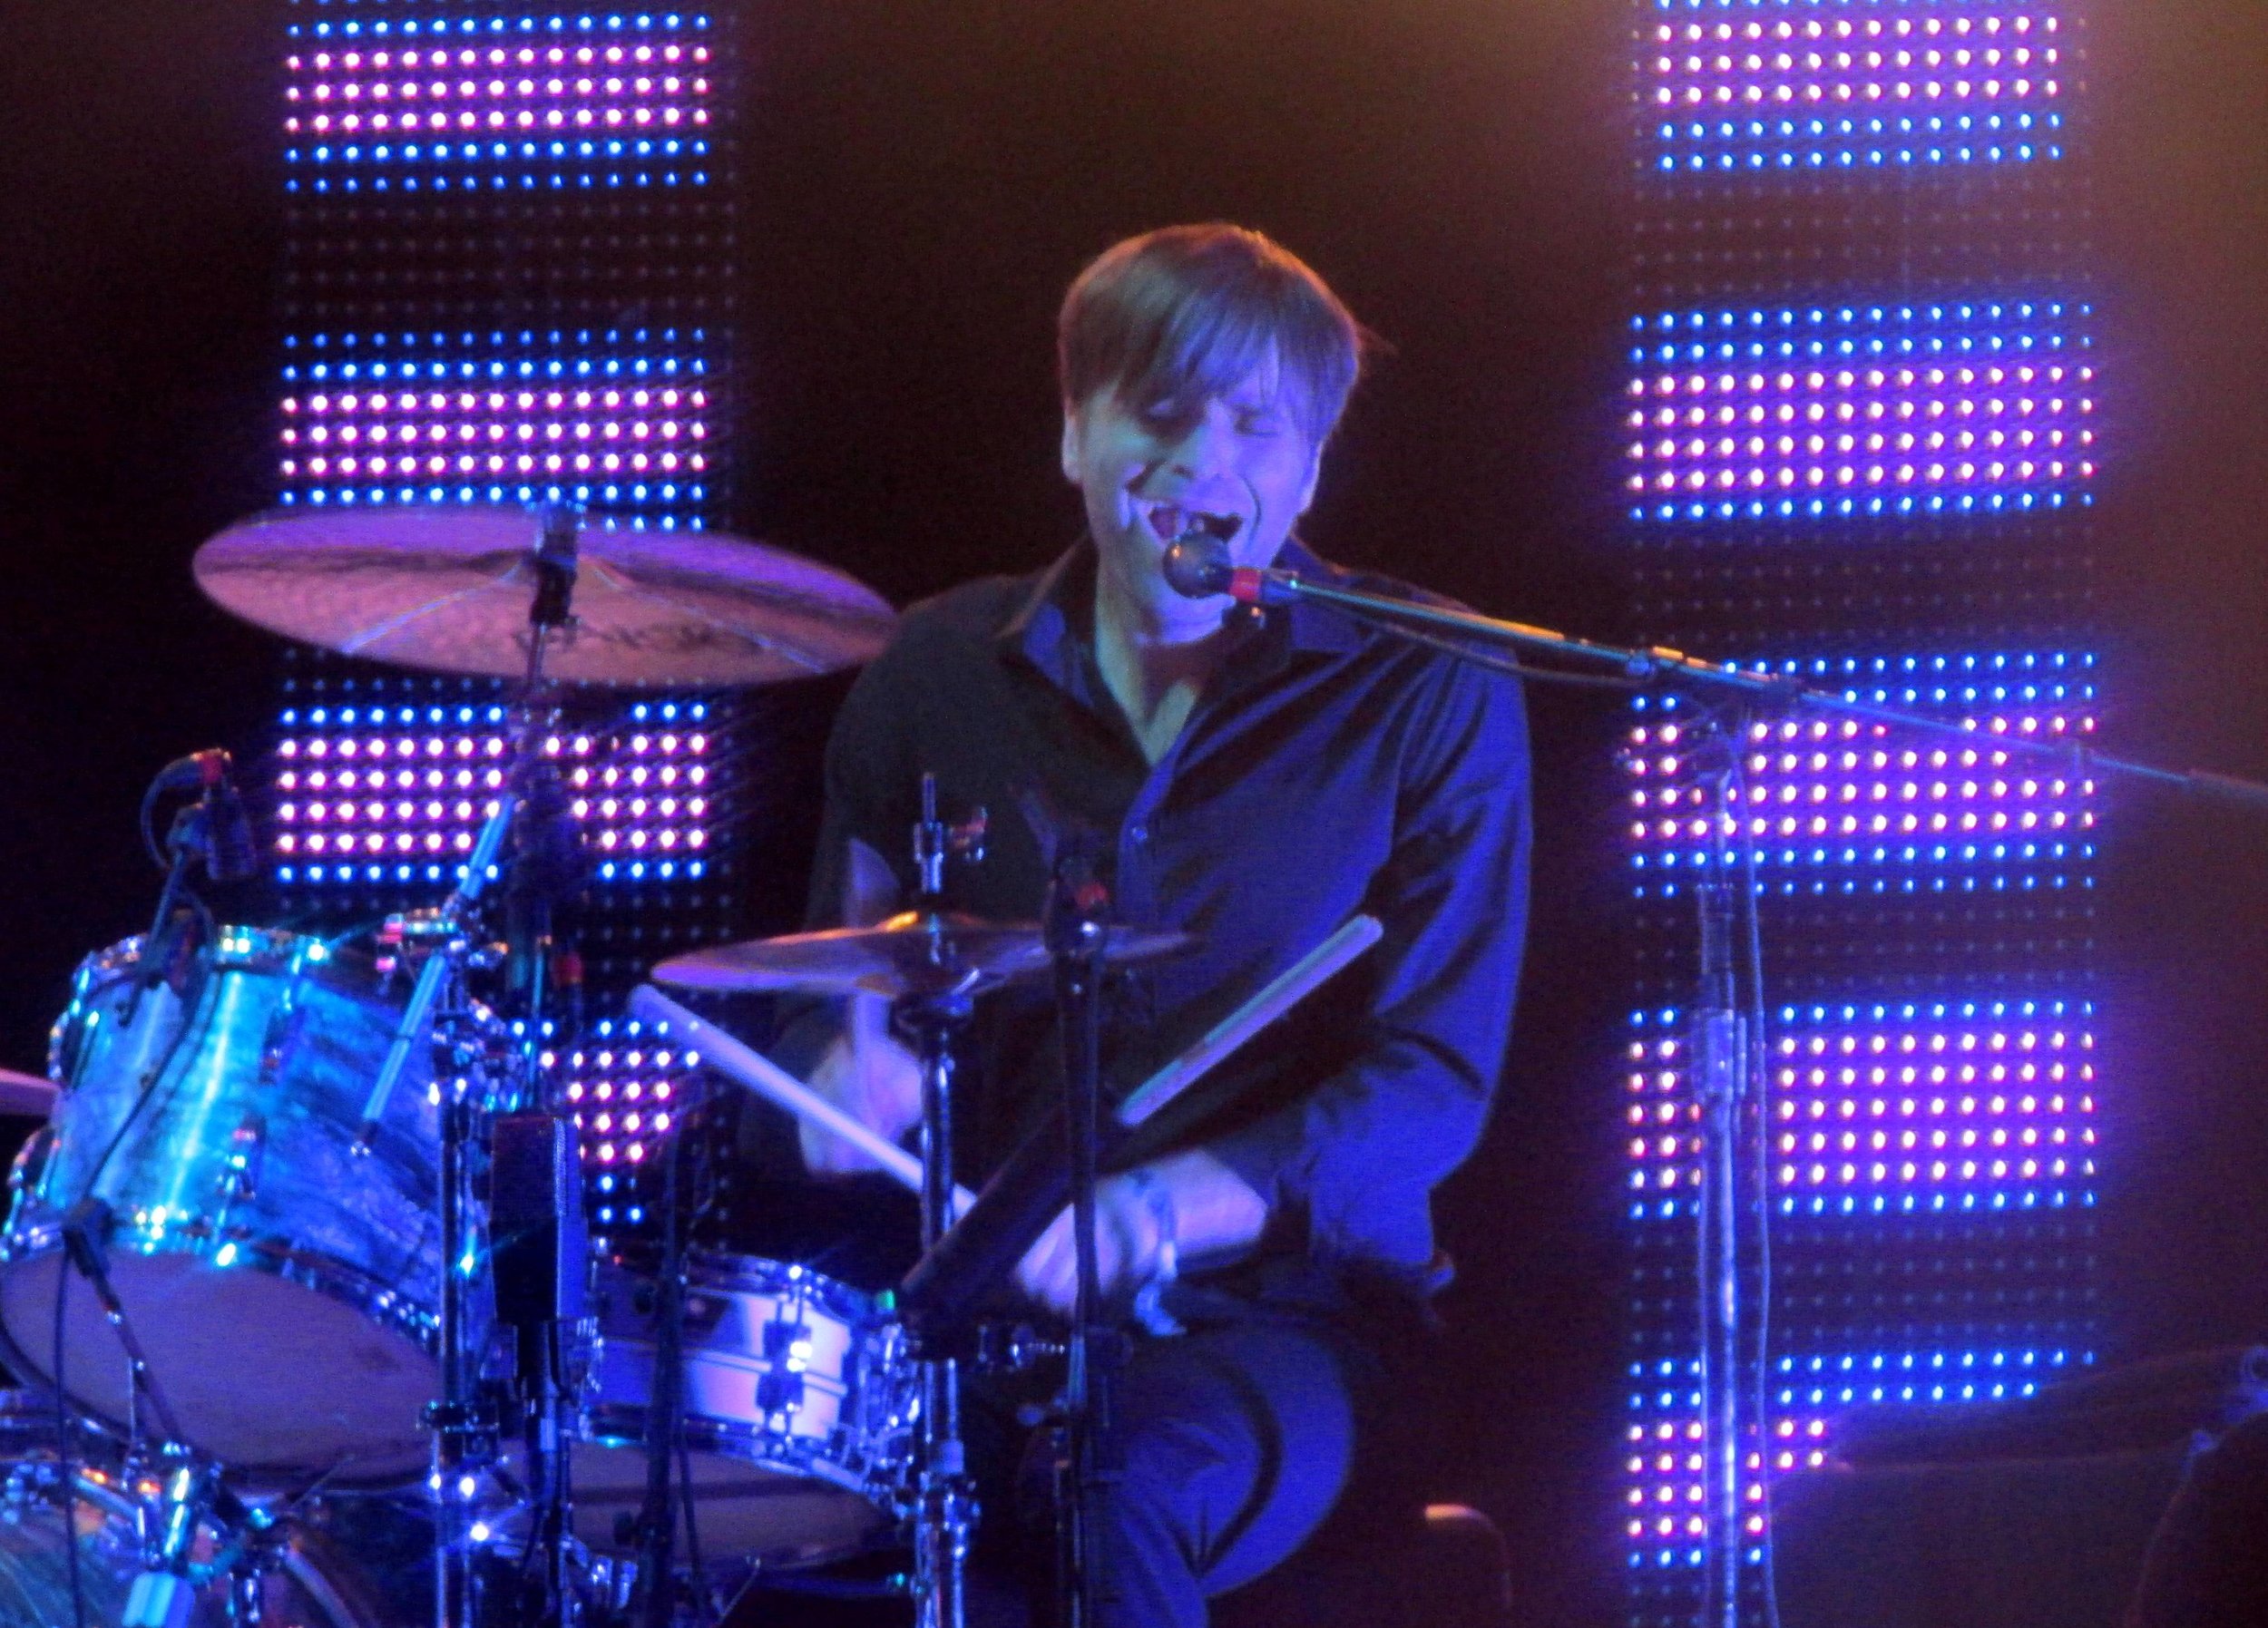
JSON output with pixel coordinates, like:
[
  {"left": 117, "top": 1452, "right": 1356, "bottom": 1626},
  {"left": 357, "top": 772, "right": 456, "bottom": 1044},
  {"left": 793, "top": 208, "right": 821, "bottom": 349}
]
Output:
[
  {"left": 651, "top": 911, "right": 1195, "bottom": 999},
  {"left": 0, "top": 1069, "right": 57, "bottom": 1120},
  {"left": 194, "top": 506, "right": 897, "bottom": 687}
]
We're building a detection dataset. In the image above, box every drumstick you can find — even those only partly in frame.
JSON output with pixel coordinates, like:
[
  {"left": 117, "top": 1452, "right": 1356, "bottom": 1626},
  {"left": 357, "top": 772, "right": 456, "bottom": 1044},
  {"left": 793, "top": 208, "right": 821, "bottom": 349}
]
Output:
[
  {"left": 897, "top": 910, "right": 1386, "bottom": 1335},
  {"left": 1115, "top": 911, "right": 1383, "bottom": 1128},
  {"left": 627, "top": 984, "right": 976, "bottom": 1218}
]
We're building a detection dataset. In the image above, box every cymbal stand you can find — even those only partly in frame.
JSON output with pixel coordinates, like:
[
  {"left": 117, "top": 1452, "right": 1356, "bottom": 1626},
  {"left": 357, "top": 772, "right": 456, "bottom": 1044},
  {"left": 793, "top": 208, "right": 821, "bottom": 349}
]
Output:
[
  {"left": 904, "top": 774, "right": 986, "bottom": 1628},
  {"left": 503, "top": 507, "right": 590, "bottom": 1627},
  {"left": 355, "top": 504, "right": 584, "bottom": 1628},
  {"left": 1044, "top": 842, "right": 1114, "bottom": 1628},
  {"left": 901, "top": 984, "right": 979, "bottom": 1628}
]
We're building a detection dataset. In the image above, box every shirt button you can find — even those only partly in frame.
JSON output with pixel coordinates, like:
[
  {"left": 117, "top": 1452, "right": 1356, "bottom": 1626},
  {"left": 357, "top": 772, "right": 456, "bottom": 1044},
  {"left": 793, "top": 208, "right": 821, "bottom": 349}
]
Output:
[{"left": 1129, "top": 824, "right": 1149, "bottom": 844}]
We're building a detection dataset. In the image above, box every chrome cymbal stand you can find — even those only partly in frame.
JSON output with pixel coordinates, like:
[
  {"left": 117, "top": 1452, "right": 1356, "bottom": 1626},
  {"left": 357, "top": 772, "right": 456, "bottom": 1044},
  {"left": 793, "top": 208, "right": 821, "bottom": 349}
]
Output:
[
  {"left": 904, "top": 774, "right": 986, "bottom": 1628},
  {"left": 357, "top": 506, "right": 585, "bottom": 1628}
]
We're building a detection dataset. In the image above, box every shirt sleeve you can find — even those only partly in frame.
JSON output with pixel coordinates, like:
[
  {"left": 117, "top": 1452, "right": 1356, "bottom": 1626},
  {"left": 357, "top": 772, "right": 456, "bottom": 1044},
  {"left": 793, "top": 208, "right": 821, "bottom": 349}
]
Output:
[
  {"left": 1205, "top": 657, "right": 1532, "bottom": 1270},
  {"left": 766, "top": 643, "right": 924, "bottom": 1077}
]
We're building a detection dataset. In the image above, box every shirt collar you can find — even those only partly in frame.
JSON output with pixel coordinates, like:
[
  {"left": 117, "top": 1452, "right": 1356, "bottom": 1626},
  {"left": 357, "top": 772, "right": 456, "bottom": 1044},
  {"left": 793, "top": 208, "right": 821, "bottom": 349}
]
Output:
[{"left": 996, "top": 533, "right": 1362, "bottom": 690}]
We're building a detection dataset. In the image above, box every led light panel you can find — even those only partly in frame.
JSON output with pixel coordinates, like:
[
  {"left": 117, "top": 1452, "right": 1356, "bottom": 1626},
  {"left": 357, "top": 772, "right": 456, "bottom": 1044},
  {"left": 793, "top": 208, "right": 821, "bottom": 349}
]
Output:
[
  {"left": 276, "top": 327, "right": 711, "bottom": 522},
  {"left": 1624, "top": 998, "right": 2097, "bottom": 1221},
  {"left": 1644, "top": 0, "right": 2067, "bottom": 173},
  {"left": 283, "top": 11, "right": 715, "bottom": 194},
  {"left": 1624, "top": 652, "right": 2097, "bottom": 891},
  {"left": 555, "top": 1017, "right": 691, "bottom": 1186},
  {"left": 1772, "top": 1344, "right": 2081, "bottom": 1409},
  {"left": 1625, "top": 301, "right": 2094, "bottom": 523},
  {"left": 269, "top": 697, "right": 718, "bottom": 889}
]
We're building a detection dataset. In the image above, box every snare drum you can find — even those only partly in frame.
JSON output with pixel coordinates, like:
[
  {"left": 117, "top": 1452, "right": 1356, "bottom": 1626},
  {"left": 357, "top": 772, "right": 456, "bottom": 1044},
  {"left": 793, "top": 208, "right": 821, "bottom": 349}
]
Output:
[
  {"left": 569, "top": 1252, "right": 917, "bottom": 1568},
  {"left": 0, "top": 927, "right": 460, "bottom": 1484},
  {"left": 0, "top": 1390, "right": 385, "bottom": 1626}
]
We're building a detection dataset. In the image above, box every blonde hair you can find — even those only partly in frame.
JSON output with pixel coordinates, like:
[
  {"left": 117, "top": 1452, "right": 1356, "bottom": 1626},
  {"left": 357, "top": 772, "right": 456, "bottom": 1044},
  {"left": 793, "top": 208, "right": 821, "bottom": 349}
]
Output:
[{"left": 1058, "top": 223, "right": 1369, "bottom": 445}]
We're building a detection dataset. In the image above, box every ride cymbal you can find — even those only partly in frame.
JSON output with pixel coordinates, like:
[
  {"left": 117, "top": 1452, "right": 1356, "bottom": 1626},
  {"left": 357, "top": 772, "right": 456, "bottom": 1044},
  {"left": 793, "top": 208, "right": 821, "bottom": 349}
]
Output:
[{"left": 195, "top": 506, "right": 896, "bottom": 687}]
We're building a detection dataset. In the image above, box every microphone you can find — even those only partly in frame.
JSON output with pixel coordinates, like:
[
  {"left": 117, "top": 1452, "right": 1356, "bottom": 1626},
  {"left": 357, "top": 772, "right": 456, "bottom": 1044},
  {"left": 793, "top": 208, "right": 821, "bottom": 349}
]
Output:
[
  {"left": 148, "top": 749, "right": 259, "bottom": 881},
  {"left": 148, "top": 748, "right": 232, "bottom": 796},
  {"left": 1161, "top": 531, "right": 1296, "bottom": 610},
  {"left": 1160, "top": 531, "right": 1235, "bottom": 599},
  {"left": 206, "top": 770, "right": 259, "bottom": 882}
]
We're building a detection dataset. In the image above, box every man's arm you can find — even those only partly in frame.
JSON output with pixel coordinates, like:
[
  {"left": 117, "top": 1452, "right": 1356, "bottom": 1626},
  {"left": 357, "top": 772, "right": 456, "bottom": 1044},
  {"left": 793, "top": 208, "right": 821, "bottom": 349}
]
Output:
[
  {"left": 1202, "top": 659, "right": 1532, "bottom": 1266},
  {"left": 771, "top": 646, "right": 927, "bottom": 1173},
  {"left": 1016, "top": 661, "right": 1530, "bottom": 1311}
]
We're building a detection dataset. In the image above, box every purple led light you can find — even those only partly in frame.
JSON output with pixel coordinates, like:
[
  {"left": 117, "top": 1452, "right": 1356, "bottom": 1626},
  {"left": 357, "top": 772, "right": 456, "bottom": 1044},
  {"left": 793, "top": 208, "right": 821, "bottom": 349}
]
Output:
[
  {"left": 279, "top": 378, "right": 707, "bottom": 502},
  {"left": 286, "top": 40, "right": 710, "bottom": 141},
  {"left": 1645, "top": 1, "right": 2067, "bottom": 173},
  {"left": 1625, "top": 301, "right": 2094, "bottom": 522},
  {"left": 1625, "top": 999, "right": 2097, "bottom": 1210},
  {"left": 270, "top": 700, "right": 717, "bottom": 889},
  {"left": 1625, "top": 653, "right": 2097, "bottom": 876},
  {"left": 561, "top": 1028, "right": 686, "bottom": 1167},
  {"left": 1628, "top": 1354, "right": 2081, "bottom": 1563},
  {"left": 279, "top": 15, "right": 716, "bottom": 188}
]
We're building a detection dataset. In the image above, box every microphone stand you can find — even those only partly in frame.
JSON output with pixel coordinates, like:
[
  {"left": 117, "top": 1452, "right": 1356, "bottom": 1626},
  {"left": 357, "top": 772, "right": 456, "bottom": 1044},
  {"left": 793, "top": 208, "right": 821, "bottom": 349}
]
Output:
[
  {"left": 408, "top": 503, "right": 585, "bottom": 1628},
  {"left": 1171, "top": 541, "right": 2268, "bottom": 808},
  {"left": 1164, "top": 536, "right": 2268, "bottom": 1627}
]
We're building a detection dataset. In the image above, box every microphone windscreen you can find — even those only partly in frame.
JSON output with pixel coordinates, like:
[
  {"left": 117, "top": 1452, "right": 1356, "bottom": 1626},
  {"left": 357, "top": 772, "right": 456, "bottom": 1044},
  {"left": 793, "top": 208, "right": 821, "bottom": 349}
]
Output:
[{"left": 1161, "top": 532, "right": 1232, "bottom": 600}]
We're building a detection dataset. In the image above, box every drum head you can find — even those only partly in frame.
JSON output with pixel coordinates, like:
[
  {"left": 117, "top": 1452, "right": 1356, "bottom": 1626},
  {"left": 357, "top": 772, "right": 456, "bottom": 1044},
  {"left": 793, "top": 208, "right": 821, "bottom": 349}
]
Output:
[{"left": 0, "top": 1253, "right": 435, "bottom": 1484}]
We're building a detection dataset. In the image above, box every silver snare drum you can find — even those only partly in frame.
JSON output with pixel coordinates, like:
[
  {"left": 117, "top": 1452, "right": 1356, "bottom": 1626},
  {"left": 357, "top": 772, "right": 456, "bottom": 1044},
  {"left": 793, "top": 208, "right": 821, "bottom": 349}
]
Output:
[
  {"left": 569, "top": 1252, "right": 916, "bottom": 1568},
  {"left": 0, "top": 927, "right": 454, "bottom": 1485}
]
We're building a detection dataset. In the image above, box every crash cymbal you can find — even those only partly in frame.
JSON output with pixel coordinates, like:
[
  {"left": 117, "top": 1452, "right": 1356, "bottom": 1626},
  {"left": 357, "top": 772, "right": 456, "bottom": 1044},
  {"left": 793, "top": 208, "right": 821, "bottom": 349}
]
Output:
[
  {"left": 0, "top": 1069, "right": 57, "bottom": 1120},
  {"left": 194, "top": 506, "right": 897, "bottom": 687},
  {"left": 651, "top": 911, "right": 1195, "bottom": 999}
]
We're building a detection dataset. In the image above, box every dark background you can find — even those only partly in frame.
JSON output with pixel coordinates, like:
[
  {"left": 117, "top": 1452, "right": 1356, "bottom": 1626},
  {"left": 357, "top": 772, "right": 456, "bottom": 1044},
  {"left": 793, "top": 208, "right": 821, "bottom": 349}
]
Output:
[{"left": 0, "top": 3, "right": 2263, "bottom": 1622}]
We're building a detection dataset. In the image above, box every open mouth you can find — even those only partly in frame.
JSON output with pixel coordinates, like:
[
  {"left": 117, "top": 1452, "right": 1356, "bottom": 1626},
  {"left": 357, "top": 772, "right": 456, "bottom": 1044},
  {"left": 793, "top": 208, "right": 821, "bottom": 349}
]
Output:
[{"left": 1139, "top": 501, "right": 1244, "bottom": 545}]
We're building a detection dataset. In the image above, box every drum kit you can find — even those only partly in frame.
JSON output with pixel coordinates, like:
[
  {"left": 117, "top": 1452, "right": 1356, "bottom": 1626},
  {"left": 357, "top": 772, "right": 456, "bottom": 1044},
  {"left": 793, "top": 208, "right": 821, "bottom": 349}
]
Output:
[{"left": 0, "top": 503, "right": 1374, "bottom": 1628}]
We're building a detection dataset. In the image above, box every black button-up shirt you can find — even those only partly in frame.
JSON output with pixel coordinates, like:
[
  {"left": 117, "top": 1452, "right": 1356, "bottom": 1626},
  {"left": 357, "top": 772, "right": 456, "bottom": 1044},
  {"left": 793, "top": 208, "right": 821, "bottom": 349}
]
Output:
[{"left": 795, "top": 537, "right": 1531, "bottom": 1287}]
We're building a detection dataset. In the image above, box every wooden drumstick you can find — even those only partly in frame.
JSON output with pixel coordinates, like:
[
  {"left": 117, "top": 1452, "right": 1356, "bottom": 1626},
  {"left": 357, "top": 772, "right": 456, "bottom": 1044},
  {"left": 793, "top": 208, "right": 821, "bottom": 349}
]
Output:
[{"left": 627, "top": 984, "right": 977, "bottom": 1218}]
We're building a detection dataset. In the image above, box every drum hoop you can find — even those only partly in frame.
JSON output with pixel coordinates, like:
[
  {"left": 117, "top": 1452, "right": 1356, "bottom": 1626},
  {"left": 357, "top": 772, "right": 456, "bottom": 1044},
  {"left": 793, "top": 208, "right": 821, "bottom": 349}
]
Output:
[
  {"left": 672, "top": 1248, "right": 879, "bottom": 1325},
  {"left": 0, "top": 1222, "right": 442, "bottom": 1354}
]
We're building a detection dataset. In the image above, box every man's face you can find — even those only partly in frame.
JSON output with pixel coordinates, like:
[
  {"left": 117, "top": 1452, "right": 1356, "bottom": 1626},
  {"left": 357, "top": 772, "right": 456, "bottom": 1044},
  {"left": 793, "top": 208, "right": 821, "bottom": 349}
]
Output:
[{"left": 1061, "top": 348, "right": 1322, "bottom": 621}]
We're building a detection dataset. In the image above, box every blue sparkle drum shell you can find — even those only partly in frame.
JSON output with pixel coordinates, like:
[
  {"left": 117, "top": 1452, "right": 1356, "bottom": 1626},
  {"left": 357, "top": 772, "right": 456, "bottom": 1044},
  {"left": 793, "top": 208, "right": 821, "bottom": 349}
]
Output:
[{"left": 0, "top": 928, "right": 456, "bottom": 1486}]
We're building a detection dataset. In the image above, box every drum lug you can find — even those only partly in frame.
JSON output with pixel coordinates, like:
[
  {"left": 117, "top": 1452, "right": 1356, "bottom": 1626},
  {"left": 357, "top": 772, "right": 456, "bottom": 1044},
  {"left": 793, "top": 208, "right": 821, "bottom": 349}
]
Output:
[
  {"left": 758, "top": 1315, "right": 815, "bottom": 1419},
  {"left": 2, "top": 1455, "right": 54, "bottom": 1518},
  {"left": 223, "top": 1115, "right": 266, "bottom": 1205},
  {"left": 8, "top": 1126, "right": 54, "bottom": 1207}
]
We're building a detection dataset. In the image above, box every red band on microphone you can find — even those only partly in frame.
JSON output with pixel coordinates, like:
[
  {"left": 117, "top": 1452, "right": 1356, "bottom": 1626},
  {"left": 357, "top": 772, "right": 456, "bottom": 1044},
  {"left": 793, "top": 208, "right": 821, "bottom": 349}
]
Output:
[{"left": 1227, "top": 567, "right": 1266, "bottom": 604}]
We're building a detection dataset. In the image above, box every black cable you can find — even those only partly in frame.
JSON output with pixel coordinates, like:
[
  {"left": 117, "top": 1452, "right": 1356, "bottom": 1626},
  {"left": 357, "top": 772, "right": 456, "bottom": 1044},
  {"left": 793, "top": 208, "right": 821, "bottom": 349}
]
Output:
[
  {"left": 54, "top": 1262, "right": 84, "bottom": 1628},
  {"left": 677, "top": 1434, "right": 709, "bottom": 1623}
]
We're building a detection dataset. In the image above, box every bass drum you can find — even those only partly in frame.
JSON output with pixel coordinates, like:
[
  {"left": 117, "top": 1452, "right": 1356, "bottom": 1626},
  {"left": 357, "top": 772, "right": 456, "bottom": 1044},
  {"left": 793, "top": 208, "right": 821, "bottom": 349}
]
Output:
[
  {"left": 0, "top": 1393, "right": 387, "bottom": 1626},
  {"left": 0, "top": 926, "right": 457, "bottom": 1486}
]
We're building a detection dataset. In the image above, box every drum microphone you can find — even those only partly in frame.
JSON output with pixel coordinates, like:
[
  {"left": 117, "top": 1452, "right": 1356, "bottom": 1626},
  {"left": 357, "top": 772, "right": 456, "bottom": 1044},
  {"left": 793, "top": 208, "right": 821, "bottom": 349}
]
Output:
[
  {"left": 148, "top": 747, "right": 233, "bottom": 796},
  {"left": 149, "top": 748, "right": 259, "bottom": 882},
  {"left": 206, "top": 768, "right": 259, "bottom": 882}
]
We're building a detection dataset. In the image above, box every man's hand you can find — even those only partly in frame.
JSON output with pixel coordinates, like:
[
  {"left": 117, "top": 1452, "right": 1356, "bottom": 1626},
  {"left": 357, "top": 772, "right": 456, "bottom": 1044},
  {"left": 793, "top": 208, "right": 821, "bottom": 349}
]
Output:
[
  {"left": 1013, "top": 1147, "right": 1266, "bottom": 1318},
  {"left": 800, "top": 834, "right": 920, "bottom": 1175}
]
